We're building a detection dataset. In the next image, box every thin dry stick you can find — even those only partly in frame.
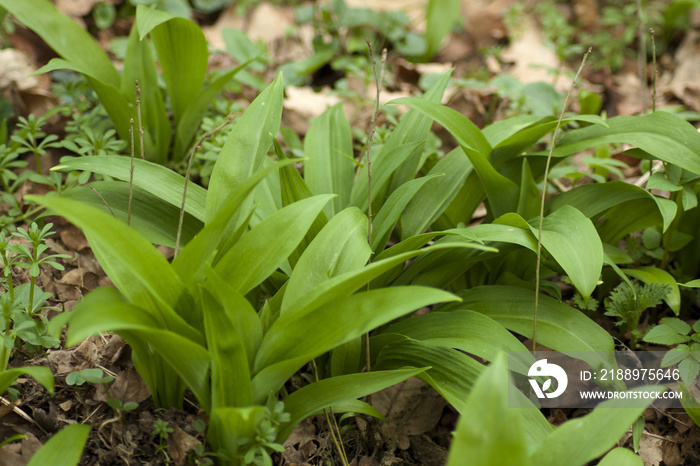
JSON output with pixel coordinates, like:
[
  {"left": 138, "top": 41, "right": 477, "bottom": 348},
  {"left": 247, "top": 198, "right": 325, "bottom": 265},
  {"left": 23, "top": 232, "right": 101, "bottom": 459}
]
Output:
[
  {"left": 310, "top": 360, "right": 349, "bottom": 466},
  {"left": 88, "top": 185, "right": 116, "bottom": 218},
  {"left": 127, "top": 118, "right": 135, "bottom": 227},
  {"left": 174, "top": 113, "right": 235, "bottom": 258},
  {"left": 135, "top": 80, "right": 145, "bottom": 160},
  {"left": 533, "top": 48, "right": 592, "bottom": 353},
  {"left": 636, "top": 0, "right": 648, "bottom": 113},
  {"left": 650, "top": 28, "right": 657, "bottom": 112}
]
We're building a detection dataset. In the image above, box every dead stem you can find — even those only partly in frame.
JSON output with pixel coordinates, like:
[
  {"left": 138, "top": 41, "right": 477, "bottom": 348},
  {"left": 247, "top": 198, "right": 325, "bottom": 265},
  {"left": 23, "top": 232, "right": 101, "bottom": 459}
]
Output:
[
  {"left": 533, "top": 47, "right": 591, "bottom": 352},
  {"left": 174, "top": 113, "right": 235, "bottom": 258}
]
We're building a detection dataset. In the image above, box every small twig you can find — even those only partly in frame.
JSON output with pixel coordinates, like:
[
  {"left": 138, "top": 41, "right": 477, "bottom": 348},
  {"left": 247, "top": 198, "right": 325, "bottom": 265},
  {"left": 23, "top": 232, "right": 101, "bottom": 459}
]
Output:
[
  {"left": 0, "top": 397, "right": 48, "bottom": 434},
  {"left": 174, "top": 113, "right": 235, "bottom": 258},
  {"left": 650, "top": 28, "right": 657, "bottom": 112},
  {"left": 135, "top": 80, "right": 145, "bottom": 160},
  {"left": 88, "top": 185, "right": 116, "bottom": 218},
  {"left": 311, "top": 360, "right": 349, "bottom": 466},
  {"left": 127, "top": 118, "right": 135, "bottom": 227},
  {"left": 636, "top": 0, "right": 648, "bottom": 113},
  {"left": 533, "top": 48, "right": 591, "bottom": 352}
]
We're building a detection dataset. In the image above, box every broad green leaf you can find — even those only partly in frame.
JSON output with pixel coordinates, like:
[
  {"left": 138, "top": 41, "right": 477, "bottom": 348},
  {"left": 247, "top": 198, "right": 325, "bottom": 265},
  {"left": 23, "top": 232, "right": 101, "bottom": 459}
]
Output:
[
  {"left": 282, "top": 207, "right": 370, "bottom": 314},
  {"left": 424, "top": 0, "right": 460, "bottom": 57},
  {"left": 135, "top": 5, "right": 176, "bottom": 39},
  {"left": 214, "top": 195, "right": 334, "bottom": 295},
  {"left": 48, "top": 286, "right": 199, "bottom": 408},
  {"left": 27, "top": 195, "right": 196, "bottom": 329},
  {"left": 204, "top": 267, "right": 262, "bottom": 370},
  {"left": 624, "top": 266, "right": 681, "bottom": 315},
  {"left": 551, "top": 112, "right": 700, "bottom": 175},
  {"left": 678, "top": 383, "right": 700, "bottom": 427},
  {"left": 374, "top": 337, "right": 552, "bottom": 453},
  {"left": 278, "top": 368, "right": 424, "bottom": 441},
  {"left": 547, "top": 181, "right": 676, "bottom": 233},
  {"left": 26, "top": 424, "right": 91, "bottom": 466},
  {"left": 52, "top": 155, "right": 207, "bottom": 221},
  {"left": 371, "top": 174, "right": 442, "bottom": 252},
  {"left": 448, "top": 286, "right": 618, "bottom": 373},
  {"left": 209, "top": 407, "right": 266, "bottom": 458},
  {"left": 303, "top": 103, "right": 354, "bottom": 217},
  {"left": 351, "top": 141, "right": 424, "bottom": 212},
  {"left": 288, "top": 242, "right": 493, "bottom": 320},
  {"left": 387, "top": 71, "right": 452, "bottom": 192},
  {"left": 206, "top": 74, "right": 284, "bottom": 223},
  {"left": 200, "top": 287, "right": 252, "bottom": 409},
  {"left": 122, "top": 21, "right": 171, "bottom": 164},
  {"left": 399, "top": 149, "right": 471, "bottom": 239},
  {"left": 60, "top": 183, "right": 202, "bottom": 248},
  {"left": 34, "top": 59, "right": 133, "bottom": 149},
  {"left": 531, "top": 386, "right": 665, "bottom": 466},
  {"left": 173, "top": 159, "right": 294, "bottom": 285},
  {"left": 147, "top": 11, "right": 208, "bottom": 128},
  {"left": 0, "top": 366, "right": 53, "bottom": 396},
  {"left": 256, "top": 286, "right": 458, "bottom": 371},
  {"left": 489, "top": 115, "right": 609, "bottom": 168},
  {"left": 173, "top": 62, "right": 250, "bottom": 160},
  {"left": 482, "top": 115, "right": 543, "bottom": 146},
  {"left": 597, "top": 198, "right": 677, "bottom": 244},
  {"left": 0, "top": 0, "right": 119, "bottom": 86},
  {"left": 390, "top": 97, "right": 522, "bottom": 217},
  {"left": 381, "top": 310, "right": 535, "bottom": 375},
  {"left": 535, "top": 205, "right": 603, "bottom": 298},
  {"left": 598, "top": 448, "right": 644, "bottom": 466},
  {"left": 447, "top": 354, "right": 530, "bottom": 466}
]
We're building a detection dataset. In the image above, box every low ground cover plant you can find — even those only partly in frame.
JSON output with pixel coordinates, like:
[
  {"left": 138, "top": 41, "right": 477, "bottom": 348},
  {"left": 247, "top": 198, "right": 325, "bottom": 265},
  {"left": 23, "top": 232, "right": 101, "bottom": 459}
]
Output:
[{"left": 0, "top": 0, "right": 699, "bottom": 464}]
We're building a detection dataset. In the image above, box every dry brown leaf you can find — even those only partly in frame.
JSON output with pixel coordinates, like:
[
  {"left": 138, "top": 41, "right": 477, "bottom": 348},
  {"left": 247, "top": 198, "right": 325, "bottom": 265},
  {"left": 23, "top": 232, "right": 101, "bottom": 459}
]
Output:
[
  {"left": 371, "top": 378, "right": 446, "bottom": 440},
  {"left": 0, "top": 432, "right": 41, "bottom": 466},
  {"left": 202, "top": 4, "right": 246, "bottom": 50},
  {"left": 59, "top": 226, "right": 90, "bottom": 252},
  {"left": 638, "top": 436, "right": 664, "bottom": 466},
  {"left": 167, "top": 424, "right": 200, "bottom": 466},
  {"left": 663, "top": 31, "right": 700, "bottom": 111},
  {"left": 500, "top": 16, "right": 572, "bottom": 92},
  {"left": 247, "top": 3, "right": 294, "bottom": 43},
  {"left": 0, "top": 50, "right": 40, "bottom": 92},
  {"left": 55, "top": 0, "right": 101, "bottom": 17},
  {"left": 95, "top": 368, "right": 150, "bottom": 404}
]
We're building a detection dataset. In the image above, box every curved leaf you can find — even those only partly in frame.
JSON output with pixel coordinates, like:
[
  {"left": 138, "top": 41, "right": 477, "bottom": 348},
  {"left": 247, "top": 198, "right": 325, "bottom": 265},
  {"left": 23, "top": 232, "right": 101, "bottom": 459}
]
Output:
[
  {"left": 282, "top": 207, "right": 370, "bottom": 313},
  {"left": 624, "top": 266, "right": 681, "bottom": 315},
  {"left": 278, "top": 368, "right": 424, "bottom": 441},
  {"left": 531, "top": 386, "right": 665, "bottom": 466},
  {"left": 27, "top": 424, "right": 91, "bottom": 466},
  {"left": 446, "top": 285, "right": 617, "bottom": 372},
  {"left": 206, "top": 74, "right": 284, "bottom": 223},
  {"left": 53, "top": 155, "right": 207, "bottom": 221},
  {"left": 551, "top": 112, "right": 700, "bottom": 175},
  {"left": 214, "top": 195, "right": 334, "bottom": 295},
  {"left": 304, "top": 103, "right": 355, "bottom": 217}
]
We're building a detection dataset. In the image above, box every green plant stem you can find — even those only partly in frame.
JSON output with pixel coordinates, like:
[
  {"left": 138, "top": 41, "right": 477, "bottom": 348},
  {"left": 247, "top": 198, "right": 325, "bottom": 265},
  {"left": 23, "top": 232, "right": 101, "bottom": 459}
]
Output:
[{"left": 533, "top": 47, "right": 591, "bottom": 352}]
